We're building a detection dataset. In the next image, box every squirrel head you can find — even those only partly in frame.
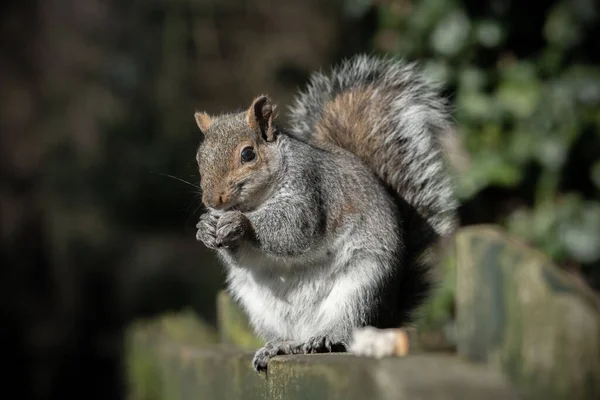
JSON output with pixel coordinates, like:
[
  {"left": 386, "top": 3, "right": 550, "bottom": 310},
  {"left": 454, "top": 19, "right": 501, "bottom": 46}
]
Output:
[{"left": 195, "top": 95, "right": 280, "bottom": 211}]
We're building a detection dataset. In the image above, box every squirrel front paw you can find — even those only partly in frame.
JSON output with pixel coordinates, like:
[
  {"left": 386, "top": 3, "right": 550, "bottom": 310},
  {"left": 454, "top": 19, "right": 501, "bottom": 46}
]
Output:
[
  {"left": 302, "top": 335, "right": 347, "bottom": 354},
  {"left": 196, "top": 211, "right": 219, "bottom": 250},
  {"left": 252, "top": 336, "right": 347, "bottom": 373},
  {"left": 252, "top": 341, "right": 300, "bottom": 373},
  {"left": 215, "top": 210, "right": 251, "bottom": 248}
]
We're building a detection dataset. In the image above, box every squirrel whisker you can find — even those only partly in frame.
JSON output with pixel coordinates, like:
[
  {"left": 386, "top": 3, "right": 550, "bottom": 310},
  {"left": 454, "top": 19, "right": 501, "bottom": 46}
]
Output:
[{"left": 150, "top": 170, "right": 202, "bottom": 191}]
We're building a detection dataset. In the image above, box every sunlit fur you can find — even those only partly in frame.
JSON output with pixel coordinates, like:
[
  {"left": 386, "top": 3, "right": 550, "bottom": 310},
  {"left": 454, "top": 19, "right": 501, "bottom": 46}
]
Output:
[
  {"left": 195, "top": 54, "right": 458, "bottom": 364},
  {"left": 196, "top": 112, "right": 279, "bottom": 212}
]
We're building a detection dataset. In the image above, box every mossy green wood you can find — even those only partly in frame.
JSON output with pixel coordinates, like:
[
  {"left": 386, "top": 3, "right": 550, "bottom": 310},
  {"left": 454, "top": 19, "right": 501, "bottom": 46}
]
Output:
[
  {"left": 455, "top": 225, "right": 600, "bottom": 400},
  {"left": 126, "top": 310, "right": 219, "bottom": 400},
  {"left": 268, "top": 353, "right": 519, "bottom": 400},
  {"left": 414, "top": 234, "right": 458, "bottom": 351},
  {"left": 217, "top": 290, "right": 264, "bottom": 349},
  {"left": 129, "top": 342, "right": 519, "bottom": 400},
  {"left": 158, "top": 346, "right": 266, "bottom": 400}
]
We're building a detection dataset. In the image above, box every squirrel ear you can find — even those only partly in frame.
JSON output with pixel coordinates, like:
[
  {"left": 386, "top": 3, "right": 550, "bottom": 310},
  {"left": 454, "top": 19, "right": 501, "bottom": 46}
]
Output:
[
  {"left": 247, "top": 95, "right": 277, "bottom": 142},
  {"left": 194, "top": 111, "right": 213, "bottom": 133}
]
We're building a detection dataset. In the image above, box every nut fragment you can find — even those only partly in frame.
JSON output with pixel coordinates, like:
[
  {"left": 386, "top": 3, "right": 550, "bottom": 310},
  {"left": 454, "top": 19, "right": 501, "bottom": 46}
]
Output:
[
  {"left": 392, "top": 329, "right": 409, "bottom": 356},
  {"left": 350, "top": 326, "right": 410, "bottom": 358}
]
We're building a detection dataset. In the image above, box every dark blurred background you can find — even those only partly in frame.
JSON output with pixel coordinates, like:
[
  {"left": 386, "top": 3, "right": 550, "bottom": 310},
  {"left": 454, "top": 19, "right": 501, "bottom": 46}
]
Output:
[{"left": 1, "top": 0, "right": 598, "bottom": 398}]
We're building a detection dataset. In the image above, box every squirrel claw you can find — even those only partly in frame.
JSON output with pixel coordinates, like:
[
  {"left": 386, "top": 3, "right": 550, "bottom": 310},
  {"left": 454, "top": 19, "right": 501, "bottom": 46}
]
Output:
[
  {"left": 196, "top": 212, "right": 219, "bottom": 249},
  {"left": 252, "top": 337, "right": 346, "bottom": 373},
  {"left": 252, "top": 341, "right": 298, "bottom": 373},
  {"left": 215, "top": 210, "right": 250, "bottom": 248},
  {"left": 302, "top": 336, "right": 347, "bottom": 354}
]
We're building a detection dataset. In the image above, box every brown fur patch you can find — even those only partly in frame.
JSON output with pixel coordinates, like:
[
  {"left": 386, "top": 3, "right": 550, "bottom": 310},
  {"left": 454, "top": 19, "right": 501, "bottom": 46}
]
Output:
[
  {"left": 341, "top": 202, "right": 357, "bottom": 215},
  {"left": 194, "top": 112, "right": 213, "bottom": 132},
  {"left": 212, "top": 138, "right": 267, "bottom": 207},
  {"left": 331, "top": 201, "right": 358, "bottom": 230},
  {"left": 315, "top": 87, "right": 386, "bottom": 164},
  {"left": 247, "top": 95, "right": 270, "bottom": 130},
  {"left": 227, "top": 140, "right": 261, "bottom": 178}
]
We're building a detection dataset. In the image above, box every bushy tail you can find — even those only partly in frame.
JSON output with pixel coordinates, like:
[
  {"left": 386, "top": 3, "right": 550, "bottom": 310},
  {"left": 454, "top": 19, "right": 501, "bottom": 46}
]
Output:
[{"left": 287, "top": 54, "right": 459, "bottom": 323}]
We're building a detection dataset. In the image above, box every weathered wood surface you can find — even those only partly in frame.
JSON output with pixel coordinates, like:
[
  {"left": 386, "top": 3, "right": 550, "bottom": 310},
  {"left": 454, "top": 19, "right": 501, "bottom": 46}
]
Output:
[
  {"left": 126, "top": 225, "right": 600, "bottom": 400},
  {"left": 129, "top": 339, "right": 519, "bottom": 400}
]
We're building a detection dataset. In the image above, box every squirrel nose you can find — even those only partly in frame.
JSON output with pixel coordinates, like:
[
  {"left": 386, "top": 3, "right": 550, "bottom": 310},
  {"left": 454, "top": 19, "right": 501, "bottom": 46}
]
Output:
[{"left": 203, "top": 191, "right": 228, "bottom": 209}]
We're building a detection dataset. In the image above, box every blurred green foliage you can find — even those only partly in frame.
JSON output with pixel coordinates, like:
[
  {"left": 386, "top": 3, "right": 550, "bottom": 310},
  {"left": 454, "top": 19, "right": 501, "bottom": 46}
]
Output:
[{"left": 351, "top": 0, "right": 600, "bottom": 284}]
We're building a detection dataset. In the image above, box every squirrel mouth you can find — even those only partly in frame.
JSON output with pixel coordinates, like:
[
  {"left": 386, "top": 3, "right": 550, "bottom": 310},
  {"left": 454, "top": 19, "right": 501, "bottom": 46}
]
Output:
[{"left": 218, "top": 198, "right": 241, "bottom": 212}]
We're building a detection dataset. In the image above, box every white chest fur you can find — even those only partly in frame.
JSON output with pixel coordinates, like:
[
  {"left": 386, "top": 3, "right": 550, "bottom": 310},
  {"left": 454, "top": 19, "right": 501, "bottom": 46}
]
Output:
[{"left": 219, "top": 238, "right": 372, "bottom": 343}]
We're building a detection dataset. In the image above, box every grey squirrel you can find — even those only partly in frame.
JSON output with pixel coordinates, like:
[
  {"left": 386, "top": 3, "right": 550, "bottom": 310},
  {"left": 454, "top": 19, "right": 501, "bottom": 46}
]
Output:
[{"left": 194, "top": 54, "right": 459, "bottom": 372}]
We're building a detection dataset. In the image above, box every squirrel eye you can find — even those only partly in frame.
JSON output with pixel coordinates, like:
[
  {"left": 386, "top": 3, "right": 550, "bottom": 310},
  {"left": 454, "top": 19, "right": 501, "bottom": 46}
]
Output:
[{"left": 240, "top": 146, "right": 256, "bottom": 163}]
